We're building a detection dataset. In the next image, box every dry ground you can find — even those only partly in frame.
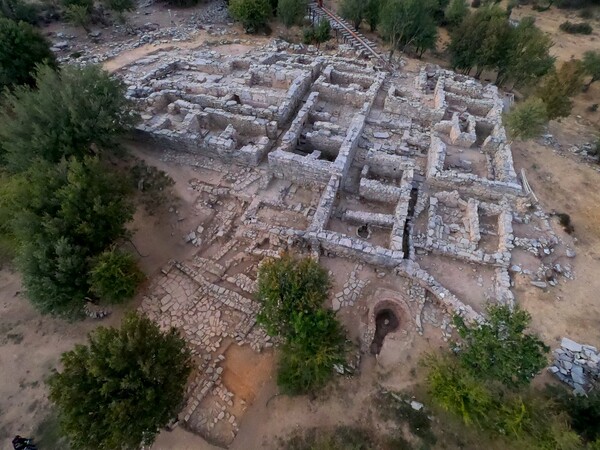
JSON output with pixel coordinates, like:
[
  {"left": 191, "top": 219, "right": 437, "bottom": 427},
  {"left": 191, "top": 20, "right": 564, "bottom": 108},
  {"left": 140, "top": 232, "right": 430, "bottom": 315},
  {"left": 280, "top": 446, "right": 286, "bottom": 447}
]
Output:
[{"left": 2, "top": 5, "right": 600, "bottom": 450}]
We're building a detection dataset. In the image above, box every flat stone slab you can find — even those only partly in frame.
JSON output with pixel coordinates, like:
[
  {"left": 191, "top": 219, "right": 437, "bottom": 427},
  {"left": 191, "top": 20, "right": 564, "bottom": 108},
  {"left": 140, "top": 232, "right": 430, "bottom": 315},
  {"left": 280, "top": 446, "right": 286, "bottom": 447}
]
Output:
[{"left": 561, "top": 337, "right": 583, "bottom": 353}]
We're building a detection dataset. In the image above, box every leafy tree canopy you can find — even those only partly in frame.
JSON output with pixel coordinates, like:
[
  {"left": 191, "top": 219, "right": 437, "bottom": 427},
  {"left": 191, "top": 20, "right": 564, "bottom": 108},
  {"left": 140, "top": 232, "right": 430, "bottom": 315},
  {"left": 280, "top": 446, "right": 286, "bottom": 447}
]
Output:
[
  {"left": 536, "top": 59, "right": 585, "bottom": 120},
  {"left": 278, "top": 308, "right": 346, "bottom": 394},
  {"left": 339, "top": 0, "right": 364, "bottom": 30},
  {"left": 49, "top": 312, "right": 192, "bottom": 450},
  {"left": 453, "top": 305, "right": 549, "bottom": 387},
  {"left": 228, "top": 0, "right": 271, "bottom": 33},
  {"left": 257, "top": 252, "right": 330, "bottom": 338},
  {"left": 0, "top": 0, "right": 40, "bottom": 24},
  {"left": 505, "top": 97, "right": 548, "bottom": 140},
  {"left": 277, "top": 0, "right": 306, "bottom": 27},
  {"left": 0, "top": 18, "right": 56, "bottom": 91},
  {"left": 445, "top": 0, "right": 469, "bottom": 27},
  {"left": 379, "top": 0, "right": 438, "bottom": 58},
  {"left": 0, "top": 64, "right": 135, "bottom": 172},
  {"left": 9, "top": 157, "right": 134, "bottom": 315},
  {"left": 582, "top": 50, "right": 600, "bottom": 86},
  {"left": 89, "top": 248, "right": 145, "bottom": 303},
  {"left": 257, "top": 254, "right": 346, "bottom": 394},
  {"left": 497, "top": 16, "right": 554, "bottom": 87}
]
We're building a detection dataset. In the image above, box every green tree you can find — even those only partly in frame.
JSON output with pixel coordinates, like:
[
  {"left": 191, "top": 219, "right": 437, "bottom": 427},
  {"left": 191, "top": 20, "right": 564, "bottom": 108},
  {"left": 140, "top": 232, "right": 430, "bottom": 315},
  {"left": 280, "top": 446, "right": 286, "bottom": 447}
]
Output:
[
  {"left": 49, "top": 312, "right": 192, "bottom": 450},
  {"left": 536, "top": 60, "right": 585, "bottom": 120},
  {"left": 379, "top": 0, "right": 438, "bottom": 59},
  {"left": 0, "top": 0, "right": 39, "bottom": 24},
  {"left": 89, "top": 248, "right": 145, "bottom": 303},
  {"left": 228, "top": 0, "right": 271, "bottom": 32},
  {"left": 582, "top": 50, "right": 600, "bottom": 89},
  {"left": 64, "top": 3, "right": 91, "bottom": 31},
  {"left": 10, "top": 157, "right": 134, "bottom": 315},
  {"left": 257, "top": 254, "right": 347, "bottom": 394},
  {"left": 449, "top": 5, "right": 510, "bottom": 78},
  {"left": 277, "top": 0, "right": 306, "bottom": 27},
  {"left": 425, "top": 355, "right": 493, "bottom": 426},
  {"left": 103, "top": 0, "right": 134, "bottom": 22},
  {"left": 257, "top": 253, "right": 330, "bottom": 337},
  {"left": 278, "top": 308, "right": 346, "bottom": 394},
  {"left": 505, "top": 97, "right": 548, "bottom": 140},
  {"left": 496, "top": 16, "right": 554, "bottom": 87},
  {"left": 364, "top": 0, "right": 380, "bottom": 32},
  {"left": 0, "top": 64, "right": 134, "bottom": 172},
  {"left": 339, "top": 0, "right": 364, "bottom": 30},
  {"left": 0, "top": 18, "right": 56, "bottom": 91},
  {"left": 444, "top": 0, "right": 468, "bottom": 27},
  {"left": 453, "top": 305, "right": 549, "bottom": 387}
]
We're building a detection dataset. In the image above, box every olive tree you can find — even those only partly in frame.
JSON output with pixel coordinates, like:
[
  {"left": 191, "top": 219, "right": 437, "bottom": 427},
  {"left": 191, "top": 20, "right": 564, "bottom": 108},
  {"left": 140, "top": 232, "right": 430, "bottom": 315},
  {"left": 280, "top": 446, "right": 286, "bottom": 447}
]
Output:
[{"left": 49, "top": 313, "right": 192, "bottom": 449}]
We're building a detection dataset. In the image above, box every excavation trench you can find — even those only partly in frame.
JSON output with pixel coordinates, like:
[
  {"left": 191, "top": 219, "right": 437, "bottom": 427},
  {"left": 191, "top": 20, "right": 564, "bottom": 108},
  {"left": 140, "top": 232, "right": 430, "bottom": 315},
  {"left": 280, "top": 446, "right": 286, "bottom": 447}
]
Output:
[{"left": 370, "top": 309, "right": 399, "bottom": 355}]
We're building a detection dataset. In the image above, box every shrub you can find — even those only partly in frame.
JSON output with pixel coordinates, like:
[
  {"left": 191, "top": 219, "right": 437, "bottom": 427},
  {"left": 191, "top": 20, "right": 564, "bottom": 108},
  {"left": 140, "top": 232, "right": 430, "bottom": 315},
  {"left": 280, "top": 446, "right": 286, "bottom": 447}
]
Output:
[
  {"left": 228, "top": 0, "right": 271, "bottom": 32},
  {"left": 49, "top": 312, "right": 192, "bottom": 450},
  {"left": 11, "top": 157, "right": 134, "bottom": 316},
  {"left": 302, "top": 19, "right": 330, "bottom": 46},
  {"left": 445, "top": 0, "right": 469, "bottom": 27},
  {"left": 556, "top": 212, "right": 575, "bottom": 233},
  {"left": 505, "top": 97, "right": 548, "bottom": 140},
  {"left": 365, "top": 0, "right": 380, "bottom": 31},
  {"left": 277, "top": 0, "right": 306, "bottom": 27},
  {"left": 559, "top": 20, "right": 593, "bottom": 34},
  {"left": 64, "top": 3, "right": 91, "bottom": 30},
  {"left": 453, "top": 305, "right": 549, "bottom": 387},
  {"left": 277, "top": 308, "right": 346, "bottom": 394},
  {"left": 0, "top": 18, "right": 56, "bottom": 91},
  {"left": 89, "top": 248, "right": 144, "bottom": 303},
  {"left": 339, "top": 0, "right": 364, "bottom": 30},
  {"left": 257, "top": 254, "right": 347, "bottom": 394},
  {"left": 103, "top": 0, "right": 134, "bottom": 16},
  {"left": 257, "top": 253, "right": 330, "bottom": 337},
  {"left": 0, "top": 0, "right": 39, "bottom": 24}
]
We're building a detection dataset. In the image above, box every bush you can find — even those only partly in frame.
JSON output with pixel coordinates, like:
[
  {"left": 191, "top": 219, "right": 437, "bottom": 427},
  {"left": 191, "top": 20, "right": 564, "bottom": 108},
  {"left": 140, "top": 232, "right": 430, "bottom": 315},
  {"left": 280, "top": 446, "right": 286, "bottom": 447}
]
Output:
[
  {"left": 277, "top": 0, "right": 306, "bottom": 27},
  {"left": 49, "top": 312, "right": 192, "bottom": 450},
  {"left": 257, "top": 254, "right": 347, "bottom": 394},
  {"left": 302, "top": 19, "right": 330, "bottom": 46},
  {"left": 11, "top": 157, "right": 134, "bottom": 316},
  {"left": 445, "top": 0, "right": 469, "bottom": 27},
  {"left": 0, "top": 18, "right": 56, "bottom": 91},
  {"left": 0, "top": 64, "right": 134, "bottom": 172},
  {"left": 0, "top": 0, "right": 40, "bottom": 24},
  {"left": 505, "top": 97, "right": 548, "bottom": 140},
  {"left": 89, "top": 248, "right": 144, "bottom": 303},
  {"left": 103, "top": 0, "right": 134, "bottom": 16},
  {"left": 556, "top": 212, "right": 575, "bottom": 233},
  {"left": 453, "top": 305, "right": 549, "bottom": 387},
  {"left": 559, "top": 20, "right": 593, "bottom": 34},
  {"left": 339, "top": 0, "right": 364, "bottom": 30},
  {"left": 257, "top": 253, "right": 330, "bottom": 337},
  {"left": 228, "top": 0, "right": 271, "bottom": 32},
  {"left": 277, "top": 308, "right": 346, "bottom": 394}
]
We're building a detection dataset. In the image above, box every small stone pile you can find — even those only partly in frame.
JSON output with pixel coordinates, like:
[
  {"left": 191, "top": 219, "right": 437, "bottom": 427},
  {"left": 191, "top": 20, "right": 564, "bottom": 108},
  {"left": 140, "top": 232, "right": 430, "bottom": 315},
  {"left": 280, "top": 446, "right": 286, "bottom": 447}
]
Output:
[{"left": 549, "top": 337, "right": 600, "bottom": 395}]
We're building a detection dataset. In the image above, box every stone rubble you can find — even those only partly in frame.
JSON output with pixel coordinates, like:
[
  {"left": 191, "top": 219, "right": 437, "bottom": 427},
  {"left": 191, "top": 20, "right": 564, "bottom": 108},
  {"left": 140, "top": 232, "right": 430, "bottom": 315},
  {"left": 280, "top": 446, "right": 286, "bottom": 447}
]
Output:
[{"left": 550, "top": 338, "right": 600, "bottom": 395}]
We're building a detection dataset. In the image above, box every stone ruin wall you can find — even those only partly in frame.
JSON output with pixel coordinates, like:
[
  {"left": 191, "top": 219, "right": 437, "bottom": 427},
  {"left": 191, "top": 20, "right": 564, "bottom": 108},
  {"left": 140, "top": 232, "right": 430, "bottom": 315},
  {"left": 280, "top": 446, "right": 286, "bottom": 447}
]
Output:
[{"left": 119, "top": 46, "right": 529, "bottom": 323}]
